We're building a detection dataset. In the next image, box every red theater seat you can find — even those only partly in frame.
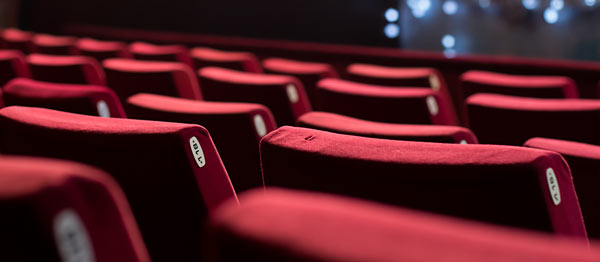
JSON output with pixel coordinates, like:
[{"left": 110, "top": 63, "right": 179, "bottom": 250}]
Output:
[
  {"left": 525, "top": 137, "right": 600, "bottom": 239},
  {"left": 0, "top": 156, "right": 150, "bottom": 262},
  {"left": 0, "top": 106, "right": 237, "bottom": 261},
  {"left": 76, "top": 38, "right": 132, "bottom": 61},
  {"left": 460, "top": 70, "right": 578, "bottom": 101},
  {"left": 260, "top": 126, "right": 585, "bottom": 237},
  {"left": 103, "top": 58, "right": 202, "bottom": 107},
  {"left": 465, "top": 93, "right": 600, "bottom": 146},
  {"left": 129, "top": 41, "right": 193, "bottom": 67},
  {"left": 297, "top": 111, "right": 477, "bottom": 144},
  {"left": 198, "top": 67, "right": 311, "bottom": 126},
  {"left": 27, "top": 54, "right": 105, "bottom": 85},
  {"left": 31, "top": 34, "right": 78, "bottom": 55},
  {"left": 3, "top": 78, "right": 125, "bottom": 118},
  {"left": 206, "top": 188, "right": 598, "bottom": 262},
  {"left": 191, "top": 47, "right": 261, "bottom": 73},
  {"left": 127, "top": 93, "right": 276, "bottom": 192},
  {"left": 1, "top": 28, "right": 34, "bottom": 54},
  {"left": 263, "top": 58, "right": 338, "bottom": 107},
  {"left": 0, "top": 50, "right": 30, "bottom": 86},
  {"left": 316, "top": 79, "right": 457, "bottom": 125}
]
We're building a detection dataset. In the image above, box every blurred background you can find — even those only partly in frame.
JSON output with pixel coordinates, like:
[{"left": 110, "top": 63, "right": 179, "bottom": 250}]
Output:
[{"left": 3, "top": 0, "right": 600, "bottom": 61}]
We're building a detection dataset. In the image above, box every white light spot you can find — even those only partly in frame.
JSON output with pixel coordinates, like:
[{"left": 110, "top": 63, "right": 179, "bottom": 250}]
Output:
[
  {"left": 253, "top": 114, "right": 268, "bottom": 137},
  {"left": 429, "top": 74, "right": 441, "bottom": 91},
  {"left": 426, "top": 96, "right": 439, "bottom": 116},
  {"left": 384, "top": 23, "right": 400, "bottom": 39},
  {"left": 550, "top": 0, "right": 564, "bottom": 10},
  {"left": 443, "top": 48, "right": 457, "bottom": 58},
  {"left": 522, "top": 0, "right": 540, "bottom": 10},
  {"left": 385, "top": 8, "right": 400, "bottom": 22},
  {"left": 443, "top": 0, "right": 459, "bottom": 15},
  {"left": 407, "top": 0, "right": 431, "bottom": 18},
  {"left": 544, "top": 8, "right": 559, "bottom": 24},
  {"left": 584, "top": 0, "right": 596, "bottom": 7},
  {"left": 286, "top": 84, "right": 299, "bottom": 103},
  {"left": 459, "top": 139, "right": 468, "bottom": 144},
  {"left": 96, "top": 100, "right": 110, "bottom": 118},
  {"left": 478, "top": 0, "right": 491, "bottom": 8},
  {"left": 441, "top": 34, "right": 455, "bottom": 49}
]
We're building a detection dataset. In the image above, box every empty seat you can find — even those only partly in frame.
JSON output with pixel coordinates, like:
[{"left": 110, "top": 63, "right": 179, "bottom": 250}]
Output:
[
  {"left": 76, "top": 38, "right": 132, "bottom": 61},
  {"left": 0, "top": 50, "right": 30, "bottom": 86},
  {"left": 31, "top": 34, "right": 78, "bottom": 55},
  {"left": 297, "top": 111, "right": 477, "bottom": 144},
  {"left": 0, "top": 156, "right": 150, "bottom": 262},
  {"left": 3, "top": 78, "right": 125, "bottom": 118},
  {"left": 260, "top": 126, "right": 585, "bottom": 237},
  {"left": 27, "top": 54, "right": 105, "bottom": 85},
  {"left": 316, "top": 78, "right": 457, "bottom": 125},
  {"left": 460, "top": 70, "right": 578, "bottom": 101},
  {"left": 191, "top": 47, "right": 261, "bottom": 73},
  {"left": 1, "top": 28, "right": 34, "bottom": 54},
  {"left": 206, "top": 188, "right": 598, "bottom": 262},
  {"left": 127, "top": 93, "right": 277, "bottom": 192},
  {"left": 525, "top": 137, "right": 600, "bottom": 239},
  {"left": 198, "top": 67, "right": 311, "bottom": 126},
  {"left": 263, "top": 57, "right": 338, "bottom": 107},
  {"left": 129, "top": 41, "right": 193, "bottom": 67},
  {"left": 103, "top": 58, "right": 202, "bottom": 107},
  {"left": 0, "top": 106, "right": 237, "bottom": 261},
  {"left": 465, "top": 93, "right": 600, "bottom": 146}
]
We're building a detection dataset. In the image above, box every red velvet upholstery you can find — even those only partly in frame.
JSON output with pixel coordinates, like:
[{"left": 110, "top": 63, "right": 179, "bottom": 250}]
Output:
[
  {"left": 1, "top": 28, "right": 34, "bottom": 54},
  {"left": 206, "top": 188, "right": 598, "bottom": 262},
  {"left": 31, "top": 34, "right": 78, "bottom": 55},
  {"left": 0, "top": 156, "right": 150, "bottom": 262},
  {"left": 129, "top": 41, "right": 193, "bottom": 67},
  {"left": 27, "top": 54, "right": 105, "bottom": 85},
  {"left": 316, "top": 78, "right": 457, "bottom": 125},
  {"left": 103, "top": 58, "right": 202, "bottom": 107},
  {"left": 3, "top": 78, "right": 125, "bottom": 118},
  {"left": 263, "top": 58, "right": 338, "bottom": 108},
  {"left": 198, "top": 67, "right": 311, "bottom": 126},
  {"left": 191, "top": 47, "right": 261, "bottom": 73},
  {"left": 127, "top": 93, "right": 276, "bottom": 192},
  {"left": 297, "top": 111, "right": 477, "bottom": 144},
  {"left": 0, "top": 50, "right": 30, "bottom": 86},
  {"left": 525, "top": 137, "right": 600, "bottom": 239},
  {"left": 0, "top": 106, "right": 238, "bottom": 261},
  {"left": 76, "top": 38, "right": 132, "bottom": 61},
  {"left": 260, "top": 126, "right": 585, "bottom": 237},
  {"left": 460, "top": 70, "right": 579, "bottom": 101},
  {"left": 465, "top": 93, "right": 600, "bottom": 146}
]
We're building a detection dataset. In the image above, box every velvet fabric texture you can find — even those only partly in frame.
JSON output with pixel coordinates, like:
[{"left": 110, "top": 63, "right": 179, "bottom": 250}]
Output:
[
  {"left": 0, "top": 156, "right": 150, "bottom": 262},
  {"left": 460, "top": 70, "right": 578, "bottom": 101},
  {"left": 3, "top": 78, "right": 126, "bottom": 118},
  {"left": 465, "top": 93, "right": 600, "bottom": 145},
  {"left": 260, "top": 126, "right": 586, "bottom": 237},
  {"left": 30, "top": 34, "right": 78, "bottom": 56},
  {"left": 0, "top": 50, "right": 30, "bottom": 87},
  {"left": 129, "top": 41, "right": 193, "bottom": 68},
  {"left": 316, "top": 78, "right": 457, "bottom": 125},
  {"left": 103, "top": 58, "right": 202, "bottom": 107},
  {"left": 191, "top": 47, "right": 262, "bottom": 73},
  {"left": 263, "top": 57, "right": 338, "bottom": 107},
  {"left": 76, "top": 38, "right": 132, "bottom": 61},
  {"left": 0, "top": 106, "right": 238, "bottom": 261},
  {"left": 297, "top": 111, "right": 477, "bottom": 143},
  {"left": 1, "top": 28, "right": 34, "bottom": 54},
  {"left": 198, "top": 67, "right": 311, "bottom": 126},
  {"left": 127, "top": 93, "right": 276, "bottom": 192},
  {"left": 27, "top": 54, "right": 105, "bottom": 85},
  {"left": 205, "top": 188, "right": 597, "bottom": 262},
  {"left": 525, "top": 137, "right": 600, "bottom": 239}
]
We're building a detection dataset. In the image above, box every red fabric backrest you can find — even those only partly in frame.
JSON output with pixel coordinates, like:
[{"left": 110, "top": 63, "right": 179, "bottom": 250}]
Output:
[
  {"left": 129, "top": 41, "right": 193, "bottom": 68},
  {"left": 297, "top": 111, "right": 477, "bottom": 143},
  {"left": 0, "top": 106, "right": 238, "bottom": 261},
  {"left": 525, "top": 137, "right": 600, "bottom": 239},
  {"left": 30, "top": 34, "right": 78, "bottom": 56},
  {"left": 198, "top": 67, "right": 311, "bottom": 126},
  {"left": 1, "top": 28, "right": 34, "bottom": 54},
  {"left": 0, "top": 50, "right": 30, "bottom": 86},
  {"left": 127, "top": 93, "right": 276, "bottom": 192},
  {"left": 191, "top": 47, "right": 262, "bottom": 73},
  {"left": 3, "top": 78, "right": 126, "bottom": 118},
  {"left": 76, "top": 38, "right": 132, "bottom": 61},
  {"left": 316, "top": 78, "right": 457, "bottom": 125},
  {"left": 260, "top": 126, "right": 585, "bottom": 237},
  {"left": 465, "top": 93, "right": 600, "bottom": 145},
  {"left": 0, "top": 155, "right": 150, "bottom": 262},
  {"left": 27, "top": 54, "right": 105, "bottom": 85},
  {"left": 206, "top": 188, "right": 598, "bottom": 261}
]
